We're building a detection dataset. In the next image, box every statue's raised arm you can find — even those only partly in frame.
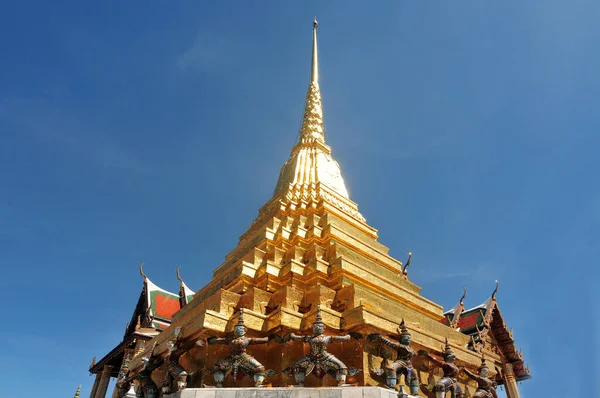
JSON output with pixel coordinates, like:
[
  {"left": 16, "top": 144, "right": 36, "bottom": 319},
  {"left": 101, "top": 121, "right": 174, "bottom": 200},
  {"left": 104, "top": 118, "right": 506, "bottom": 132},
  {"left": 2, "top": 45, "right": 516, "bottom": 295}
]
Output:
[
  {"left": 420, "top": 339, "right": 463, "bottom": 398},
  {"left": 418, "top": 349, "right": 444, "bottom": 367},
  {"left": 370, "top": 319, "right": 419, "bottom": 394},
  {"left": 207, "top": 337, "right": 228, "bottom": 345},
  {"left": 249, "top": 336, "right": 269, "bottom": 345},
  {"left": 461, "top": 355, "right": 498, "bottom": 398},
  {"left": 289, "top": 332, "right": 307, "bottom": 342},
  {"left": 377, "top": 334, "right": 401, "bottom": 350},
  {"left": 462, "top": 368, "right": 481, "bottom": 382},
  {"left": 330, "top": 334, "right": 351, "bottom": 343}
]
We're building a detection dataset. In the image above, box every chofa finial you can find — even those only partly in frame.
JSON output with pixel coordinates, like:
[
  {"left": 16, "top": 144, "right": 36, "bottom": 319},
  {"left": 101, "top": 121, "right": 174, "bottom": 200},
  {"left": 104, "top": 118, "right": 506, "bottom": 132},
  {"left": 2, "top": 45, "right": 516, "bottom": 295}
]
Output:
[
  {"left": 460, "top": 287, "right": 467, "bottom": 304},
  {"left": 176, "top": 266, "right": 183, "bottom": 283},
  {"left": 491, "top": 280, "right": 499, "bottom": 300},
  {"left": 402, "top": 251, "right": 412, "bottom": 275},
  {"left": 139, "top": 262, "right": 147, "bottom": 279}
]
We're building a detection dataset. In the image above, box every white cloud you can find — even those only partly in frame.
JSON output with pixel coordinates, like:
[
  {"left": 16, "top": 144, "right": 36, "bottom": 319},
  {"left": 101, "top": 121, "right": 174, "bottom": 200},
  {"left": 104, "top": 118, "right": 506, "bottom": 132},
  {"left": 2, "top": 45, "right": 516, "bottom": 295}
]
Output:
[{"left": 176, "top": 32, "right": 231, "bottom": 72}]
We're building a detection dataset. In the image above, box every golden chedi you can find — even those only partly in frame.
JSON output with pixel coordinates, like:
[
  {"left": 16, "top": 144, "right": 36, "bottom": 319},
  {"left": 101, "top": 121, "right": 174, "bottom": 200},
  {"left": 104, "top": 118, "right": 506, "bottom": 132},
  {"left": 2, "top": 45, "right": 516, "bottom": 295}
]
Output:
[{"left": 88, "top": 20, "right": 529, "bottom": 398}]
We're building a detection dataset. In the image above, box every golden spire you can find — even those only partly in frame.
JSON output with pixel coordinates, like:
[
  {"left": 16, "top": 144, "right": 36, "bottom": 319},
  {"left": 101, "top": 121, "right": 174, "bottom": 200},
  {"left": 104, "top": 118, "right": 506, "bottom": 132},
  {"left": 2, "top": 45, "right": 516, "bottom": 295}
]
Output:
[
  {"left": 272, "top": 19, "right": 359, "bottom": 212},
  {"left": 311, "top": 18, "right": 319, "bottom": 85},
  {"left": 299, "top": 17, "right": 325, "bottom": 142},
  {"left": 74, "top": 385, "right": 81, "bottom": 398}
]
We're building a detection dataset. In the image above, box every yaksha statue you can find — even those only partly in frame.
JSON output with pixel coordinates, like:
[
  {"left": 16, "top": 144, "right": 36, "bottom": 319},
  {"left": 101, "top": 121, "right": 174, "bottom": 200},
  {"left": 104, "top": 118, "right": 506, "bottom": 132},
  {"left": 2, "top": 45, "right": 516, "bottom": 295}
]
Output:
[
  {"left": 461, "top": 355, "right": 498, "bottom": 398},
  {"left": 206, "top": 309, "right": 271, "bottom": 387},
  {"left": 281, "top": 305, "right": 360, "bottom": 386},
  {"left": 368, "top": 319, "right": 419, "bottom": 394},
  {"left": 419, "top": 338, "right": 463, "bottom": 398},
  {"left": 136, "top": 354, "right": 159, "bottom": 398},
  {"left": 162, "top": 327, "right": 188, "bottom": 393},
  {"left": 115, "top": 363, "right": 133, "bottom": 398}
]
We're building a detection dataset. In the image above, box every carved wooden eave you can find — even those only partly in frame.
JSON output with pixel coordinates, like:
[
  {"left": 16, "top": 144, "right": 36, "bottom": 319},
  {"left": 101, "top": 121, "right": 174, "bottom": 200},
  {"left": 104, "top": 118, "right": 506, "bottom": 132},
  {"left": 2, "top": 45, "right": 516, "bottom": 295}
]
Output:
[
  {"left": 88, "top": 332, "right": 153, "bottom": 377},
  {"left": 487, "top": 303, "right": 530, "bottom": 381}
]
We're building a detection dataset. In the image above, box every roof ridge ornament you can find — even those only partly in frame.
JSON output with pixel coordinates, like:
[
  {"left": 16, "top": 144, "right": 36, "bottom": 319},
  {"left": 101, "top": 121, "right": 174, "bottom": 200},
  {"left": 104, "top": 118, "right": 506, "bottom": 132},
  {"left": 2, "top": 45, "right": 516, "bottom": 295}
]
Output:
[
  {"left": 448, "top": 287, "right": 467, "bottom": 329},
  {"left": 460, "top": 287, "right": 467, "bottom": 305},
  {"left": 401, "top": 251, "right": 412, "bottom": 279},
  {"left": 491, "top": 280, "right": 499, "bottom": 300},
  {"left": 176, "top": 266, "right": 183, "bottom": 283},
  {"left": 139, "top": 262, "right": 147, "bottom": 280}
]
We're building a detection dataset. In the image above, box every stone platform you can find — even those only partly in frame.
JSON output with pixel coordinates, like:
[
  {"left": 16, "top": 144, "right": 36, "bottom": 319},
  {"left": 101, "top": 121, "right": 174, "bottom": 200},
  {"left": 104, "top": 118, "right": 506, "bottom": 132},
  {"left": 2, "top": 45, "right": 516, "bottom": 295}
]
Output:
[{"left": 165, "top": 387, "right": 419, "bottom": 398}]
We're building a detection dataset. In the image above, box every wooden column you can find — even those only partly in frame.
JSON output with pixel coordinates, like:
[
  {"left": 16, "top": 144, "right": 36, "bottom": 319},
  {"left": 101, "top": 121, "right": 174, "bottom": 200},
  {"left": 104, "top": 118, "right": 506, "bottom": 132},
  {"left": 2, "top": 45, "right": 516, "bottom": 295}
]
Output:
[
  {"left": 502, "top": 363, "right": 521, "bottom": 398},
  {"left": 94, "top": 365, "right": 113, "bottom": 398},
  {"left": 89, "top": 374, "right": 101, "bottom": 398}
]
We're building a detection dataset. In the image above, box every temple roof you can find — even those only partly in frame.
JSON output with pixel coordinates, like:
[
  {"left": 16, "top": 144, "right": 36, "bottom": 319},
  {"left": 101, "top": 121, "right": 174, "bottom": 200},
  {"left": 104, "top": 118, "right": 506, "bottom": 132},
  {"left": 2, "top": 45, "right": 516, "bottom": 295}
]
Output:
[
  {"left": 91, "top": 265, "right": 195, "bottom": 375},
  {"left": 123, "top": 264, "right": 181, "bottom": 334},
  {"left": 442, "top": 283, "right": 531, "bottom": 382}
]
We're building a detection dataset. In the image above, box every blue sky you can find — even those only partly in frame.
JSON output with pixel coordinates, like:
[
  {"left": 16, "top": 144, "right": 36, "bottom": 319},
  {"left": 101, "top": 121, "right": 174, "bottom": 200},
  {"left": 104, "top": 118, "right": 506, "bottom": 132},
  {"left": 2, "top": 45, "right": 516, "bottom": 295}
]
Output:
[{"left": 0, "top": 1, "right": 598, "bottom": 397}]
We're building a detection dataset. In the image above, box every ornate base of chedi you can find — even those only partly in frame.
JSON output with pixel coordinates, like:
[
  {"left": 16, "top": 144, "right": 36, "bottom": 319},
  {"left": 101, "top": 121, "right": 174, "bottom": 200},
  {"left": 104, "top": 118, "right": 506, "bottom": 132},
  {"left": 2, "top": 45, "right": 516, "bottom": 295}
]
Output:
[{"left": 165, "top": 387, "right": 421, "bottom": 398}]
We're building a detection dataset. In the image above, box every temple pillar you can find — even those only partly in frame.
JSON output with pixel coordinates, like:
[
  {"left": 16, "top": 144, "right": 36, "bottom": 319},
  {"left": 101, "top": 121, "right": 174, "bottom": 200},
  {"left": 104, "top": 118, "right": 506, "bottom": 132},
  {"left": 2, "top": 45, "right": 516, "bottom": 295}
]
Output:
[
  {"left": 502, "top": 363, "right": 521, "bottom": 398},
  {"left": 94, "top": 365, "right": 113, "bottom": 398},
  {"left": 89, "top": 374, "right": 101, "bottom": 398}
]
